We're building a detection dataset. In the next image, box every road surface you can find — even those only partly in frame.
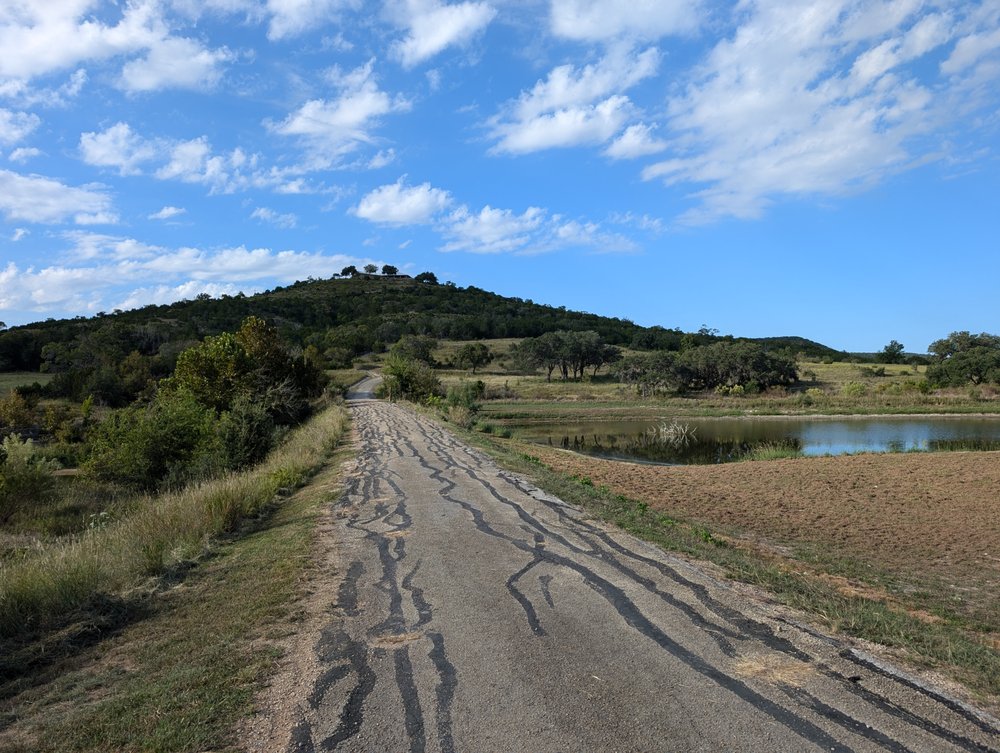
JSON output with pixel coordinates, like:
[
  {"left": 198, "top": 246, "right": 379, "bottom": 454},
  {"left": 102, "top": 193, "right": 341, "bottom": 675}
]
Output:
[{"left": 284, "top": 377, "right": 1000, "bottom": 752}]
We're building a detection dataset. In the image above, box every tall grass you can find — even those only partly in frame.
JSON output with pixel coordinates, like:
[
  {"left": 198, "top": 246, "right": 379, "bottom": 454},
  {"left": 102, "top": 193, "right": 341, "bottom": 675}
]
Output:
[{"left": 0, "top": 403, "right": 349, "bottom": 639}]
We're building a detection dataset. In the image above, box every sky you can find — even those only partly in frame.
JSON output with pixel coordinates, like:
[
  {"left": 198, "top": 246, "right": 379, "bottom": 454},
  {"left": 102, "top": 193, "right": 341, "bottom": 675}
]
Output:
[{"left": 0, "top": 0, "right": 998, "bottom": 353}]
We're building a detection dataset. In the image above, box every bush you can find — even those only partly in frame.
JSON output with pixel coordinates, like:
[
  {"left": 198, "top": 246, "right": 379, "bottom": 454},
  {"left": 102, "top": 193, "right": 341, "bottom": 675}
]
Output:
[
  {"left": 447, "top": 380, "right": 485, "bottom": 410},
  {"left": 841, "top": 382, "right": 867, "bottom": 397},
  {"left": 218, "top": 397, "right": 275, "bottom": 471},
  {"left": 0, "top": 435, "right": 60, "bottom": 524},
  {"left": 85, "top": 391, "right": 220, "bottom": 491}
]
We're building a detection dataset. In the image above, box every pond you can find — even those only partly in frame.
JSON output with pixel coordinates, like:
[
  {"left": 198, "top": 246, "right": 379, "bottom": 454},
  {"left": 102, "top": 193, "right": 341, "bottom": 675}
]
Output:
[{"left": 513, "top": 416, "right": 1000, "bottom": 465}]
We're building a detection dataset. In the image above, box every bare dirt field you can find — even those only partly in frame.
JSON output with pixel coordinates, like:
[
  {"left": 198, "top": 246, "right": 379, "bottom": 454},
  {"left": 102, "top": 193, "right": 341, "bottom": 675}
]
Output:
[{"left": 524, "top": 446, "right": 1000, "bottom": 624}]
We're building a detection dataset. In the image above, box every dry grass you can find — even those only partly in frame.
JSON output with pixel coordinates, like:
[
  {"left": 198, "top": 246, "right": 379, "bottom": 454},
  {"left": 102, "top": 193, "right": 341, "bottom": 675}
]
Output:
[{"left": 0, "top": 403, "right": 350, "bottom": 639}]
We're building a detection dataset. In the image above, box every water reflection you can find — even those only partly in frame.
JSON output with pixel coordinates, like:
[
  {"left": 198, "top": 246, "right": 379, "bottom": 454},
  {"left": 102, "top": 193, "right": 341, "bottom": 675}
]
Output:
[{"left": 523, "top": 416, "right": 1000, "bottom": 465}]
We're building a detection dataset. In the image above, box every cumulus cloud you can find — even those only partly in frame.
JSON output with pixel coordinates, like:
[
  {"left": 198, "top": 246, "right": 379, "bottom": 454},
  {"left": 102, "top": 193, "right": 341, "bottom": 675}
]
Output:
[
  {"left": 604, "top": 122, "right": 667, "bottom": 159},
  {"left": 441, "top": 205, "right": 545, "bottom": 252},
  {"left": 392, "top": 0, "right": 497, "bottom": 68},
  {"left": 270, "top": 59, "right": 409, "bottom": 165},
  {"left": 79, "top": 122, "right": 160, "bottom": 175},
  {"left": 0, "top": 169, "right": 116, "bottom": 225},
  {"left": 488, "top": 47, "right": 658, "bottom": 154},
  {"left": 550, "top": 0, "right": 701, "bottom": 41},
  {"left": 353, "top": 177, "right": 633, "bottom": 253},
  {"left": 149, "top": 205, "right": 186, "bottom": 220},
  {"left": 0, "top": 3, "right": 233, "bottom": 96},
  {"left": 352, "top": 177, "right": 452, "bottom": 224},
  {"left": 119, "top": 36, "right": 233, "bottom": 92},
  {"left": 643, "top": 0, "right": 997, "bottom": 224},
  {"left": 0, "top": 109, "right": 41, "bottom": 146},
  {"left": 439, "top": 204, "right": 635, "bottom": 254}
]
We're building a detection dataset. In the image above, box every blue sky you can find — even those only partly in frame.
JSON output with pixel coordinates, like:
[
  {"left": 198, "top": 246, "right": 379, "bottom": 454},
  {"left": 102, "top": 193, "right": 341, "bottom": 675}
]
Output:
[{"left": 1, "top": 0, "right": 998, "bottom": 352}]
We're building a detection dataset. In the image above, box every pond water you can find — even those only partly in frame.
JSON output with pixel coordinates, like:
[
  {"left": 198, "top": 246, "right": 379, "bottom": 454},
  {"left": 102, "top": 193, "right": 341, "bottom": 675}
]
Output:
[{"left": 514, "top": 416, "right": 1000, "bottom": 465}]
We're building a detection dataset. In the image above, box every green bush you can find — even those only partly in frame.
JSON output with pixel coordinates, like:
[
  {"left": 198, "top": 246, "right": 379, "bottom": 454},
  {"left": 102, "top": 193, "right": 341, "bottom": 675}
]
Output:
[
  {"left": 0, "top": 435, "right": 61, "bottom": 524},
  {"left": 218, "top": 397, "right": 275, "bottom": 470},
  {"left": 85, "top": 391, "right": 221, "bottom": 491}
]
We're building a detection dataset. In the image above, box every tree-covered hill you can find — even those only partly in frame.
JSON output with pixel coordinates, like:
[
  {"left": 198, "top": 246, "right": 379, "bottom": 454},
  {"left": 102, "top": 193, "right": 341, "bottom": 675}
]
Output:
[{"left": 0, "top": 274, "right": 844, "bottom": 401}]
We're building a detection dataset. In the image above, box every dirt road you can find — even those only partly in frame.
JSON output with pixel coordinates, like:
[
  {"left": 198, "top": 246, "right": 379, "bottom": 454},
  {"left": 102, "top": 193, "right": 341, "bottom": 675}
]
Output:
[{"left": 278, "top": 380, "right": 1000, "bottom": 752}]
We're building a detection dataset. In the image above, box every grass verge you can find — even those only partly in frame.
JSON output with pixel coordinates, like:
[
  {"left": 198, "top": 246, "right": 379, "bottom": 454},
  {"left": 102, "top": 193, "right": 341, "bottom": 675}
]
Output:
[
  {"left": 0, "top": 402, "right": 349, "bottom": 647},
  {"left": 0, "top": 404, "right": 351, "bottom": 752},
  {"left": 447, "top": 423, "right": 1000, "bottom": 707}
]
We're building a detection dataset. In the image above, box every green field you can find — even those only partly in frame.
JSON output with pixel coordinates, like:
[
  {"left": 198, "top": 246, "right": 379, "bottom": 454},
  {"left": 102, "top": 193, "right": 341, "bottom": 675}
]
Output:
[{"left": 0, "top": 372, "right": 52, "bottom": 394}]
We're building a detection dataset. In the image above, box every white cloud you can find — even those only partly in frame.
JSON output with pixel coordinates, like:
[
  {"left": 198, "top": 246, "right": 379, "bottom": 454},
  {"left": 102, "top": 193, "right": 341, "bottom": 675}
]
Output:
[
  {"left": 492, "top": 95, "right": 632, "bottom": 154},
  {"left": 488, "top": 47, "right": 658, "bottom": 154},
  {"left": 392, "top": 0, "right": 497, "bottom": 68},
  {"left": 644, "top": 0, "right": 990, "bottom": 224},
  {"left": 270, "top": 59, "right": 409, "bottom": 165},
  {"left": 119, "top": 36, "right": 233, "bottom": 92},
  {"left": 353, "top": 177, "right": 451, "bottom": 224},
  {"left": 79, "top": 122, "right": 160, "bottom": 175},
  {"left": 0, "top": 232, "right": 372, "bottom": 319},
  {"left": 439, "top": 204, "right": 635, "bottom": 254},
  {"left": 266, "top": 0, "right": 359, "bottom": 40},
  {"left": 0, "top": 1, "right": 161, "bottom": 81},
  {"left": 11, "top": 228, "right": 28, "bottom": 241},
  {"left": 8, "top": 147, "right": 42, "bottom": 163},
  {"left": 441, "top": 205, "right": 545, "bottom": 252},
  {"left": 251, "top": 206, "right": 298, "bottom": 228},
  {"left": 0, "top": 108, "right": 40, "bottom": 146},
  {"left": 550, "top": 0, "right": 701, "bottom": 41},
  {"left": 0, "top": 169, "right": 116, "bottom": 225},
  {"left": 149, "top": 205, "right": 186, "bottom": 220},
  {"left": 604, "top": 122, "right": 667, "bottom": 159}
]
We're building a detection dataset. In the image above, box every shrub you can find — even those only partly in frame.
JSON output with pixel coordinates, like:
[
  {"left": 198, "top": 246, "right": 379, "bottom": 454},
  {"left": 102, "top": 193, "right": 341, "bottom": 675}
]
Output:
[
  {"left": 446, "top": 405, "right": 476, "bottom": 429},
  {"left": 447, "top": 380, "right": 485, "bottom": 410},
  {"left": 841, "top": 382, "right": 867, "bottom": 397},
  {"left": 218, "top": 396, "right": 275, "bottom": 470},
  {"left": 0, "top": 435, "right": 60, "bottom": 524},
  {"left": 85, "top": 390, "right": 220, "bottom": 491}
]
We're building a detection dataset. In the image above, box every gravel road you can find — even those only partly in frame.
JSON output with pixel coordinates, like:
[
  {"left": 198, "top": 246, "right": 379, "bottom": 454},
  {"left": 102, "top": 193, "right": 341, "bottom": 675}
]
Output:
[{"left": 283, "top": 378, "right": 1000, "bottom": 752}]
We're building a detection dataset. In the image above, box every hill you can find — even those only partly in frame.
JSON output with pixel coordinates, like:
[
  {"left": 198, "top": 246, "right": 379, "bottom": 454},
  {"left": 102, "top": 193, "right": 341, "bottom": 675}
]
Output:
[{"left": 0, "top": 274, "right": 844, "bottom": 402}]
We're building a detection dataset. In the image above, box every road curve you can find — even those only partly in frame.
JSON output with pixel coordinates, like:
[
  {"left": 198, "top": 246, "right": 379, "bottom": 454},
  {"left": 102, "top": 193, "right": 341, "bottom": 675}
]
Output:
[{"left": 287, "top": 385, "right": 1000, "bottom": 752}]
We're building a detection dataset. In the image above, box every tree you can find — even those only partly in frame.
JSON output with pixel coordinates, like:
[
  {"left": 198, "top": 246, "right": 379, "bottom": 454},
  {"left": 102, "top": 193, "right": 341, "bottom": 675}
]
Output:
[
  {"left": 381, "top": 353, "right": 440, "bottom": 401},
  {"left": 391, "top": 334, "right": 437, "bottom": 364},
  {"left": 363, "top": 263, "right": 378, "bottom": 274},
  {"left": 877, "top": 340, "right": 905, "bottom": 364},
  {"left": 381, "top": 264, "right": 399, "bottom": 275},
  {"left": 414, "top": 272, "right": 438, "bottom": 284},
  {"left": 927, "top": 331, "right": 1000, "bottom": 386},
  {"left": 456, "top": 342, "right": 493, "bottom": 374},
  {"left": 340, "top": 265, "right": 358, "bottom": 277}
]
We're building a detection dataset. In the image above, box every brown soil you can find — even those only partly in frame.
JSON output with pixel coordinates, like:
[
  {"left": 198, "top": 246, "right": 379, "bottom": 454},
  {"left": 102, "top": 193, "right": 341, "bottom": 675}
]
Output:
[{"left": 527, "top": 447, "right": 1000, "bottom": 617}]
